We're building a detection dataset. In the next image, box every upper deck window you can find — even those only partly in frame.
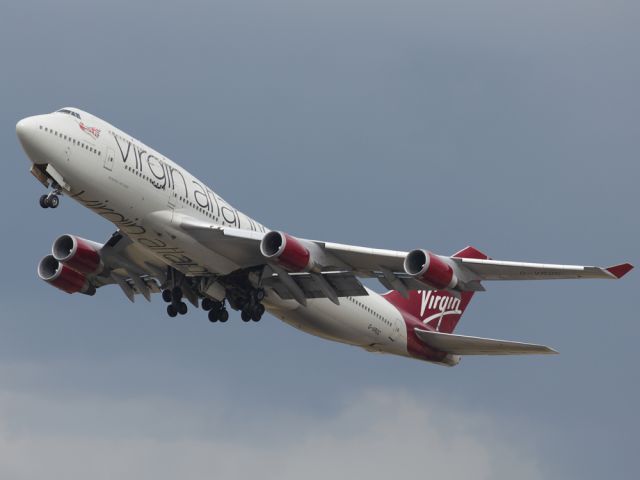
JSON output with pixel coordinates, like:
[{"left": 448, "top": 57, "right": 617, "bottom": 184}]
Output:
[{"left": 56, "top": 109, "right": 81, "bottom": 120}]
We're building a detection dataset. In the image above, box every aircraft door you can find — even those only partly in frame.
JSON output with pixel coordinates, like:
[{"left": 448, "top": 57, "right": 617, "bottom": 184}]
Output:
[{"left": 104, "top": 147, "right": 114, "bottom": 171}]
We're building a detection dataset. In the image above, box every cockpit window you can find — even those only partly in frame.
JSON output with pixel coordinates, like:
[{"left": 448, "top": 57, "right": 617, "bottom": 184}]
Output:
[{"left": 56, "top": 109, "right": 81, "bottom": 120}]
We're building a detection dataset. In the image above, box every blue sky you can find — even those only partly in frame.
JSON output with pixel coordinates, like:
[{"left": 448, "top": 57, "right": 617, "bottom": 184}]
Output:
[{"left": 0, "top": 1, "right": 638, "bottom": 478}]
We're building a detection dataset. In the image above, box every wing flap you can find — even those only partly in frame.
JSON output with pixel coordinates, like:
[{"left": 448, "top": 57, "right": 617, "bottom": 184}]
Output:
[
  {"left": 414, "top": 328, "right": 557, "bottom": 355},
  {"left": 263, "top": 271, "right": 368, "bottom": 301}
]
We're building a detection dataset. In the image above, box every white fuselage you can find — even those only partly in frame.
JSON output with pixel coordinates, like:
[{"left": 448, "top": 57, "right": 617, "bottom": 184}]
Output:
[{"left": 17, "top": 109, "right": 411, "bottom": 360}]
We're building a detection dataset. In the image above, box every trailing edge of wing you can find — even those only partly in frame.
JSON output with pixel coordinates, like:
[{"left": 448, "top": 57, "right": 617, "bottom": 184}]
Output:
[{"left": 414, "top": 328, "right": 558, "bottom": 355}]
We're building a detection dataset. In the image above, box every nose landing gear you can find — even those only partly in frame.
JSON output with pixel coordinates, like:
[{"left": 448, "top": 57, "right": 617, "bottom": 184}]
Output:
[
  {"left": 39, "top": 184, "right": 62, "bottom": 209},
  {"left": 39, "top": 193, "right": 60, "bottom": 209}
]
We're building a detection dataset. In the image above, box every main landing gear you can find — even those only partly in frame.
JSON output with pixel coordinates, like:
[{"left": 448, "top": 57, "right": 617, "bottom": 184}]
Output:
[
  {"left": 162, "top": 286, "right": 189, "bottom": 318},
  {"left": 240, "top": 302, "right": 265, "bottom": 322},
  {"left": 228, "top": 288, "right": 265, "bottom": 322},
  {"left": 201, "top": 297, "right": 230, "bottom": 323},
  {"left": 201, "top": 289, "right": 264, "bottom": 323},
  {"left": 39, "top": 183, "right": 62, "bottom": 209},
  {"left": 160, "top": 269, "right": 267, "bottom": 324}
]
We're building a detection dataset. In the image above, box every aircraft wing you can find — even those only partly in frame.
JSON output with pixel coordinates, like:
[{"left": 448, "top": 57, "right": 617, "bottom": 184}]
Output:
[
  {"left": 87, "top": 232, "right": 172, "bottom": 303},
  {"left": 414, "top": 328, "right": 557, "bottom": 355},
  {"left": 449, "top": 257, "right": 633, "bottom": 281},
  {"left": 177, "top": 220, "right": 632, "bottom": 302},
  {"left": 313, "top": 242, "right": 632, "bottom": 282}
]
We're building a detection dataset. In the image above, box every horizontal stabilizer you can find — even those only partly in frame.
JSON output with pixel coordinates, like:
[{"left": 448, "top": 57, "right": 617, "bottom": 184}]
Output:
[{"left": 414, "top": 328, "right": 557, "bottom": 355}]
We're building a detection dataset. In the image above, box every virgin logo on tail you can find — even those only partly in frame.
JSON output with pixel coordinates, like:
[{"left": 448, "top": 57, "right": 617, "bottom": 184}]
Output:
[{"left": 420, "top": 290, "right": 462, "bottom": 330}]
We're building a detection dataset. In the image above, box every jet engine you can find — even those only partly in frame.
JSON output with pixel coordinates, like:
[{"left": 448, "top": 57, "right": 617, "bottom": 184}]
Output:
[
  {"left": 52, "top": 234, "right": 103, "bottom": 275},
  {"left": 404, "top": 249, "right": 458, "bottom": 289},
  {"left": 260, "top": 231, "right": 315, "bottom": 272},
  {"left": 38, "top": 255, "right": 95, "bottom": 295}
]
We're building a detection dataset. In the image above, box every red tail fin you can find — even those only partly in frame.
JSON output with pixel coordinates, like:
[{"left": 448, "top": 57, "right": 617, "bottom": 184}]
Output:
[{"left": 384, "top": 246, "right": 489, "bottom": 333}]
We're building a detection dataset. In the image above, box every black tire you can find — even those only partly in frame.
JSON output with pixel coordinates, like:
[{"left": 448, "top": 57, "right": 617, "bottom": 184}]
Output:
[
  {"left": 171, "top": 286, "right": 183, "bottom": 300},
  {"left": 39, "top": 195, "right": 49, "bottom": 208},
  {"left": 48, "top": 195, "right": 59, "bottom": 208},
  {"left": 162, "top": 289, "right": 172, "bottom": 303},
  {"left": 177, "top": 301, "right": 188, "bottom": 315},
  {"left": 255, "top": 290, "right": 265, "bottom": 301},
  {"left": 228, "top": 297, "right": 242, "bottom": 310},
  {"left": 241, "top": 310, "right": 251, "bottom": 322},
  {"left": 251, "top": 304, "right": 264, "bottom": 322},
  {"left": 251, "top": 303, "right": 264, "bottom": 322},
  {"left": 201, "top": 297, "right": 215, "bottom": 311},
  {"left": 167, "top": 304, "right": 178, "bottom": 317},
  {"left": 219, "top": 309, "right": 229, "bottom": 322},
  {"left": 208, "top": 309, "right": 219, "bottom": 322}
]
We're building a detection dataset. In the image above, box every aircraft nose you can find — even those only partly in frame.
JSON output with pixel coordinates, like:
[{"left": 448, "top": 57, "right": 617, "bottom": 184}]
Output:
[
  {"left": 16, "top": 116, "right": 37, "bottom": 144},
  {"left": 16, "top": 115, "right": 48, "bottom": 164}
]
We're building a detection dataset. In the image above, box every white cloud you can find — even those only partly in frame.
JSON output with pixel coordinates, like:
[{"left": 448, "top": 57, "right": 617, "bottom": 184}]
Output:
[{"left": 0, "top": 387, "right": 542, "bottom": 480}]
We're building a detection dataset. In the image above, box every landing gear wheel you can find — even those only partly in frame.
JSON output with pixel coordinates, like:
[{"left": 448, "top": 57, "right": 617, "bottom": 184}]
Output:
[
  {"left": 208, "top": 309, "right": 219, "bottom": 323},
  {"left": 201, "top": 298, "right": 216, "bottom": 311},
  {"left": 241, "top": 310, "right": 251, "bottom": 322},
  {"left": 39, "top": 195, "right": 49, "bottom": 208},
  {"left": 167, "top": 304, "right": 178, "bottom": 317},
  {"left": 219, "top": 309, "right": 229, "bottom": 322},
  {"left": 177, "top": 301, "right": 188, "bottom": 315},
  {"left": 255, "top": 289, "right": 265, "bottom": 301},
  {"left": 228, "top": 297, "right": 242, "bottom": 311},
  {"left": 252, "top": 303, "right": 265, "bottom": 322},
  {"left": 171, "top": 287, "right": 183, "bottom": 300},
  {"left": 47, "top": 195, "right": 59, "bottom": 208},
  {"left": 162, "top": 289, "right": 172, "bottom": 303},
  {"left": 251, "top": 303, "right": 265, "bottom": 322}
]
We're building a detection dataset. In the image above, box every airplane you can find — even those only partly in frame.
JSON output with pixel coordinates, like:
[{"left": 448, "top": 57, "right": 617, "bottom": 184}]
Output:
[{"left": 16, "top": 107, "right": 633, "bottom": 367}]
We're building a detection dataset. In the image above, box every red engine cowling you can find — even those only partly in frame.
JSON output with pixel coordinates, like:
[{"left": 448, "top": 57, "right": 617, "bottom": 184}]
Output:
[
  {"left": 52, "top": 234, "right": 103, "bottom": 275},
  {"left": 260, "top": 231, "right": 313, "bottom": 272},
  {"left": 38, "top": 255, "right": 94, "bottom": 294},
  {"left": 404, "top": 249, "right": 458, "bottom": 289}
]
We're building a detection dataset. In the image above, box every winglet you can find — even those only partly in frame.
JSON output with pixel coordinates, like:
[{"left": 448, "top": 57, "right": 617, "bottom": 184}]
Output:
[
  {"left": 452, "top": 246, "right": 491, "bottom": 260},
  {"left": 605, "top": 263, "right": 634, "bottom": 279}
]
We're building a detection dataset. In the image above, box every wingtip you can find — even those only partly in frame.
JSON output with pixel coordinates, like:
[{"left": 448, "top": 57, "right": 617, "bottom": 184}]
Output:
[
  {"left": 606, "top": 263, "right": 634, "bottom": 279},
  {"left": 452, "top": 246, "right": 491, "bottom": 260}
]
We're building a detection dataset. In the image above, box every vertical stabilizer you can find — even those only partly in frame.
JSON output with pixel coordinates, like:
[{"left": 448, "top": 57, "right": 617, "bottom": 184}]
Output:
[{"left": 383, "top": 246, "right": 489, "bottom": 333}]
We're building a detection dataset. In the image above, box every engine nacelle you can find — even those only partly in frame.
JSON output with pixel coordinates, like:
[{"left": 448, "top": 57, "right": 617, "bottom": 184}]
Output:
[
  {"left": 52, "top": 234, "right": 103, "bottom": 275},
  {"left": 260, "top": 231, "right": 314, "bottom": 272},
  {"left": 404, "top": 249, "right": 458, "bottom": 289},
  {"left": 38, "top": 255, "right": 95, "bottom": 295}
]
